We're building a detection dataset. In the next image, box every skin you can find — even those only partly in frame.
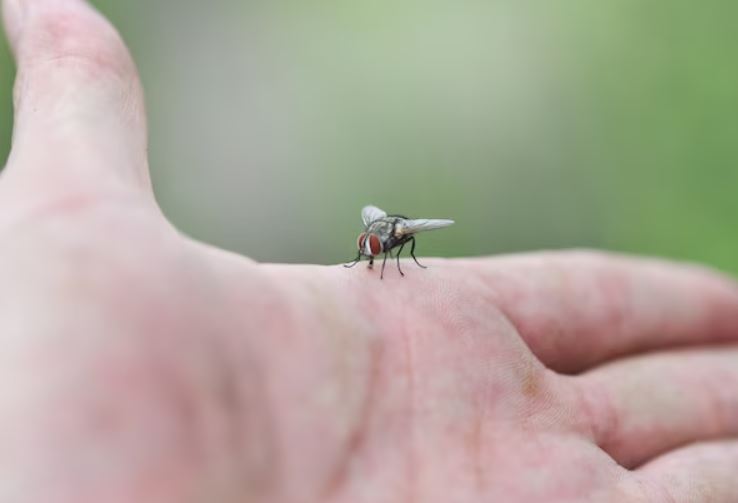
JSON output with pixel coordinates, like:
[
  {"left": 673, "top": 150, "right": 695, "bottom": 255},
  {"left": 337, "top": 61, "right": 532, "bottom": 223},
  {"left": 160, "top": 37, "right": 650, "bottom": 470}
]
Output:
[{"left": 1, "top": 1, "right": 738, "bottom": 502}]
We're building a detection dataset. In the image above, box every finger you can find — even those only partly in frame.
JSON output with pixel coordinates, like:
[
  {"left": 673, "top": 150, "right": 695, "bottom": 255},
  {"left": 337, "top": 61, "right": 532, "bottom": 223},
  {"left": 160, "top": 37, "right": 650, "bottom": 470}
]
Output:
[
  {"left": 455, "top": 251, "right": 738, "bottom": 372},
  {"left": 2, "top": 0, "right": 151, "bottom": 193},
  {"left": 572, "top": 346, "right": 738, "bottom": 468},
  {"left": 637, "top": 441, "right": 738, "bottom": 503}
]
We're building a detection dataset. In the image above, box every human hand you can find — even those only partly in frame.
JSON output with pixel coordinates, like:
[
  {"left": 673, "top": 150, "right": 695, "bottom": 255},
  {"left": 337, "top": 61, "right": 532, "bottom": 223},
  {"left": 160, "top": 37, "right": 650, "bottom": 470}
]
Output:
[{"left": 1, "top": 1, "right": 738, "bottom": 502}]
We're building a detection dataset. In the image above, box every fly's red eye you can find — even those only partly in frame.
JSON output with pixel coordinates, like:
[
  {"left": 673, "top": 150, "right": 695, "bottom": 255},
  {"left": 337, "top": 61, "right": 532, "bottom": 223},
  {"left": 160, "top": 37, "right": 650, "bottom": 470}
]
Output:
[
  {"left": 368, "top": 234, "right": 383, "bottom": 256},
  {"left": 357, "top": 232, "right": 367, "bottom": 251}
]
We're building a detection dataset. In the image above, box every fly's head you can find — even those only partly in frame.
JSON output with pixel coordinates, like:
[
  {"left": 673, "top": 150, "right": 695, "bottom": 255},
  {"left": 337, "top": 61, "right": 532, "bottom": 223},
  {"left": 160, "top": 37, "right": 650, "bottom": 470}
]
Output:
[{"left": 356, "top": 232, "right": 384, "bottom": 257}]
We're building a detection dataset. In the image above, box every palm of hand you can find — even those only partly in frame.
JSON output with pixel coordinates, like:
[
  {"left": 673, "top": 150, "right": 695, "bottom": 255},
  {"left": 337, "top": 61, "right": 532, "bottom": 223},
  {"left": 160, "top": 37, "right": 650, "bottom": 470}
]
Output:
[
  {"left": 4, "top": 200, "right": 737, "bottom": 503},
  {"left": 2, "top": 2, "right": 738, "bottom": 503}
]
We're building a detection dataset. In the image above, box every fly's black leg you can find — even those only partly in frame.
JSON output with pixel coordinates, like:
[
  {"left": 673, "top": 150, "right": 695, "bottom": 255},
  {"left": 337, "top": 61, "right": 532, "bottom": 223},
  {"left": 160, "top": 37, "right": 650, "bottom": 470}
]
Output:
[
  {"left": 343, "top": 252, "right": 361, "bottom": 268},
  {"left": 380, "top": 252, "right": 389, "bottom": 279},
  {"left": 410, "top": 237, "right": 427, "bottom": 269},
  {"left": 395, "top": 242, "right": 406, "bottom": 277}
]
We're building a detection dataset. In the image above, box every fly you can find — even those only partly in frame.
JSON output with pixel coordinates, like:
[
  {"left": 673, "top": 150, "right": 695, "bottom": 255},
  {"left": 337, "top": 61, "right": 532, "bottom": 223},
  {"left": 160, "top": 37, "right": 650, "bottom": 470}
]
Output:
[{"left": 344, "top": 205, "right": 455, "bottom": 279}]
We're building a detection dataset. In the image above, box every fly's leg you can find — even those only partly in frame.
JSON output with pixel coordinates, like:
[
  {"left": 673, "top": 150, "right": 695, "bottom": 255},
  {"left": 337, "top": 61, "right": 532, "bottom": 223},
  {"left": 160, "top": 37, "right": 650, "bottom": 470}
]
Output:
[
  {"left": 395, "top": 242, "right": 406, "bottom": 277},
  {"left": 380, "top": 252, "right": 389, "bottom": 279},
  {"left": 344, "top": 252, "right": 361, "bottom": 268},
  {"left": 410, "top": 237, "right": 427, "bottom": 269}
]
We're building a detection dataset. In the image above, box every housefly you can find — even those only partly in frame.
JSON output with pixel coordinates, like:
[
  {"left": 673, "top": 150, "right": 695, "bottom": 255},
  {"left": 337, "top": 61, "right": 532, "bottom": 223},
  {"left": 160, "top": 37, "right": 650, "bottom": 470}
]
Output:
[{"left": 344, "top": 205, "right": 454, "bottom": 279}]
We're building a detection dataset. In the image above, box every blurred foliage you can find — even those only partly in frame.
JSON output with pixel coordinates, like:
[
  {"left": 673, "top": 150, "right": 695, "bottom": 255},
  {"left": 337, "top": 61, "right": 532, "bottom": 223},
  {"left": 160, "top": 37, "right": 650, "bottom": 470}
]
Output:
[{"left": 0, "top": 1, "right": 735, "bottom": 273}]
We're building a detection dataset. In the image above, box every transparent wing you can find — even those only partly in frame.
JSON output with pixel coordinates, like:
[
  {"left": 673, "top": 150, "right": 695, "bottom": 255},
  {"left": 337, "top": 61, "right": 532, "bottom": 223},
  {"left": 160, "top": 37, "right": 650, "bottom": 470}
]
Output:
[
  {"left": 361, "top": 205, "right": 387, "bottom": 226},
  {"left": 399, "top": 218, "right": 455, "bottom": 234}
]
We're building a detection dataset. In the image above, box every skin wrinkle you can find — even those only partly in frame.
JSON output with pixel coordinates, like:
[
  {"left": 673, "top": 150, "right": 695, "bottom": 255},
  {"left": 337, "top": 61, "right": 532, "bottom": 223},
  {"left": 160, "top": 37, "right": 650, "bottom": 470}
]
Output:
[
  {"left": 206, "top": 325, "right": 277, "bottom": 500},
  {"left": 17, "top": 53, "right": 135, "bottom": 90},
  {"left": 13, "top": 60, "right": 138, "bottom": 130},
  {"left": 420, "top": 273, "right": 501, "bottom": 496},
  {"left": 17, "top": 6, "right": 136, "bottom": 77},
  {"left": 468, "top": 411, "right": 485, "bottom": 492},
  {"left": 245, "top": 278, "right": 304, "bottom": 500},
  {"left": 685, "top": 357, "right": 738, "bottom": 448},
  {"left": 91, "top": 245, "right": 239, "bottom": 500},
  {"left": 449, "top": 276, "right": 506, "bottom": 493},
  {"left": 0, "top": 190, "right": 106, "bottom": 232},
  {"left": 133, "top": 350, "right": 206, "bottom": 499},
  {"left": 410, "top": 275, "right": 531, "bottom": 500},
  {"left": 412, "top": 270, "right": 565, "bottom": 498},
  {"left": 0, "top": 153, "right": 156, "bottom": 227},
  {"left": 592, "top": 267, "right": 630, "bottom": 359},
  {"left": 655, "top": 479, "right": 679, "bottom": 503},
  {"left": 120, "top": 247, "right": 275, "bottom": 500},
  {"left": 120, "top": 76, "right": 148, "bottom": 143},
  {"left": 622, "top": 475, "right": 656, "bottom": 503},
  {"left": 466, "top": 359, "right": 497, "bottom": 496},
  {"left": 260, "top": 267, "right": 384, "bottom": 502},
  {"left": 321, "top": 270, "right": 403, "bottom": 502},
  {"left": 479, "top": 258, "right": 566, "bottom": 369},
  {"left": 321, "top": 337, "right": 384, "bottom": 500},
  {"left": 336, "top": 264, "right": 420, "bottom": 501},
  {"left": 469, "top": 265, "right": 553, "bottom": 371},
  {"left": 13, "top": 58, "right": 142, "bottom": 147},
  {"left": 400, "top": 280, "right": 418, "bottom": 503},
  {"left": 545, "top": 257, "right": 615, "bottom": 371},
  {"left": 312, "top": 278, "right": 377, "bottom": 483},
  {"left": 703, "top": 364, "right": 738, "bottom": 438}
]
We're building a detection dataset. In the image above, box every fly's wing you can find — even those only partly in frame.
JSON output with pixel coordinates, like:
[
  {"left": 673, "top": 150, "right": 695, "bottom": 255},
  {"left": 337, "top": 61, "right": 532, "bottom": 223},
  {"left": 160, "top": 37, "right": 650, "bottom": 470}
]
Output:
[
  {"left": 361, "top": 205, "right": 387, "bottom": 226},
  {"left": 399, "top": 218, "right": 455, "bottom": 235}
]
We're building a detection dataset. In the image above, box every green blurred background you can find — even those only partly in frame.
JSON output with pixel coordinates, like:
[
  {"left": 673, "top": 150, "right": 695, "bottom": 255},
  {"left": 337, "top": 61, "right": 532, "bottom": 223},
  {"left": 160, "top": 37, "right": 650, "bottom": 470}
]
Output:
[{"left": 0, "top": 1, "right": 736, "bottom": 271}]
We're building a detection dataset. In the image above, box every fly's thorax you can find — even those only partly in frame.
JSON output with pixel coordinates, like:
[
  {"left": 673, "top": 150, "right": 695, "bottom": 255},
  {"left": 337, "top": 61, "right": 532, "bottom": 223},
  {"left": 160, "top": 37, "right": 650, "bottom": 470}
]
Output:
[
  {"left": 367, "top": 219, "right": 395, "bottom": 236},
  {"left": 394, "top": 222, "right": 405, "bottom": 238}
]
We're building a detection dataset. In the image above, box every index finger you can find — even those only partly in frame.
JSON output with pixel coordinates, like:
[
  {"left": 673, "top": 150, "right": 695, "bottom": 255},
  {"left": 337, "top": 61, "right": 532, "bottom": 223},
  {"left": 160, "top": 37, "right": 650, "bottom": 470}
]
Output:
[{"left": 451, "top": 251, "right": 738, "bottom": 373}]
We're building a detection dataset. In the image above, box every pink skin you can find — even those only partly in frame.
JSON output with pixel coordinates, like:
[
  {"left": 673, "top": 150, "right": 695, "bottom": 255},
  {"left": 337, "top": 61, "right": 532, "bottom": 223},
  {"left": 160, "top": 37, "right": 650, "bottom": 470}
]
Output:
[{"left": 1, "top": 1, "right": 738, "bottom": 502}]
